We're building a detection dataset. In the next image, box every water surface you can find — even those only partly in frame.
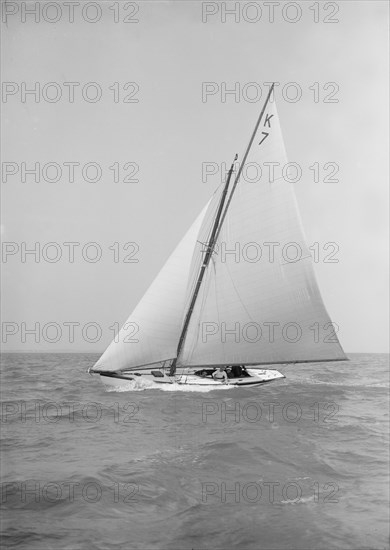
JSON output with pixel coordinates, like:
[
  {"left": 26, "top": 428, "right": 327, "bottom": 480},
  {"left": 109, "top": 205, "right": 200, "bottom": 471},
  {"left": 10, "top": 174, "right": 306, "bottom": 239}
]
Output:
[{"left": 1, "top": 353, "right": 389, "bottom": 549}]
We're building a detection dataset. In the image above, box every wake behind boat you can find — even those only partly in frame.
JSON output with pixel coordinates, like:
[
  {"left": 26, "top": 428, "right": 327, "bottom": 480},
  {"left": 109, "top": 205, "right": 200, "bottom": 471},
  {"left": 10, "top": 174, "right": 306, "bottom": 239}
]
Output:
[{"left": 89, "top": 83, "right": 347, "bottom": 390}]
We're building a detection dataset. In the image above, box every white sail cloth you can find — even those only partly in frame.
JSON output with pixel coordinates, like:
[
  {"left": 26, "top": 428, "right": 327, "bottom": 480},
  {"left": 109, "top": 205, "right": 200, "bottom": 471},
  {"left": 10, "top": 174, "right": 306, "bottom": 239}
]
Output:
[
  {"left": 93, "top": 93, "right": 346, "bottom": 373},
  {"left": 178, "top": 96, "right": 346, "bottom": 366},
  {"left": 92, "top": 204, "right": 209, "bottom": 372}
]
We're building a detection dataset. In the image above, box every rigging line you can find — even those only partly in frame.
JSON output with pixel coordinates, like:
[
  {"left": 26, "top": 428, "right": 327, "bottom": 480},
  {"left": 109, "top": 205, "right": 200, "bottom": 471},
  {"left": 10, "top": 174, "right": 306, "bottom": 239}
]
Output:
[
  {"left": 192, "top": 85, "right": 275, "bottom": 355},
  {"left": 171, "top": 85, "right": 274, "bottom": 376},
  {"left": 199, "top": 86, "right": 275, "bottom": 341},
  {"left": 223, "top": 260, "right": 256, "bottom": 323},
  {"left": 169, "top": 155, "right": 237, "bottom": 376},
  {"left": 188, "top": 214, "right": 225, "bottom": 358},
  {"left": 280, "top": 254, "right": 312, "bottom": 266},
  {"left": 185, "top": 212, "right": 216, "bottom": 305},
  {"left": 213, "top": 259, "right": 223, "bottom": 357},
  {"left": 187, "top": 192, "right": 224, "bottom": 302},
  {"left": 186, "top": 216, "right": 217, "bottom": 310},
  {"left": 210, "top": 252, "right": 222, "bottom": 330},
  {"left": 269, "top": 175, "right": 288, "bottom": 184},
  {"left": 191, "top": 256, "right": 217, "bottom": 362},
  {"left": 213, "top": 83, "right": 275, "bottom": 246}
]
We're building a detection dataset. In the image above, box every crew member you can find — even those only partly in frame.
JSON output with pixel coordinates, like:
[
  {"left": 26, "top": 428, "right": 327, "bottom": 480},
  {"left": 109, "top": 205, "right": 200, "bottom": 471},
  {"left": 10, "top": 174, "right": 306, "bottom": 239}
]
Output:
[
  {"left": 231, "top": 365, "right": 243, "bottom": 378},
  {"left": 212, "top": 367, "right": 228, "bottom": 383}
]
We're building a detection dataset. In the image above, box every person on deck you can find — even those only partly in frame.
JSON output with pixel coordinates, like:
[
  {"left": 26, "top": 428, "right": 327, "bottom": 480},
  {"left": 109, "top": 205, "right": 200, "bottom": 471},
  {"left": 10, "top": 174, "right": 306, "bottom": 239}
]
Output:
[
  {"left": 231, "top": 365, "right": 243, "bottom": 378},
  {"left": 212, "top": 367, "right": 228, "bottom": 383}
]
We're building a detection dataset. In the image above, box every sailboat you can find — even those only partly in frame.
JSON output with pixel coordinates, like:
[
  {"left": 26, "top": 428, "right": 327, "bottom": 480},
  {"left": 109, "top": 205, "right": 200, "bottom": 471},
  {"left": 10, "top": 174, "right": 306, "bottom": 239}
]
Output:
[{"left": 89, "top": 84, "right": 347, "bottom": 389}]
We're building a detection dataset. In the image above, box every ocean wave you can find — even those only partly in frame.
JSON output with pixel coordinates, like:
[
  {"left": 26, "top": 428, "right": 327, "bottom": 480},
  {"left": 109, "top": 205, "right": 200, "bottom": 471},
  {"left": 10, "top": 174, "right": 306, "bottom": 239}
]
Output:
[{"left": 1, "top": 352, "right": 389, "bottom": 550}]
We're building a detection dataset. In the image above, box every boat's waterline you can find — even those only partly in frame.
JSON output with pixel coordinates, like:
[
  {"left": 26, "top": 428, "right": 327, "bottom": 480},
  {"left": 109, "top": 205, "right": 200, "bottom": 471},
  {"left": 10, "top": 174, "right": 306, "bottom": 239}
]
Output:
[{"left": 95, "top": 367, "right": 285, "bottom": 391}]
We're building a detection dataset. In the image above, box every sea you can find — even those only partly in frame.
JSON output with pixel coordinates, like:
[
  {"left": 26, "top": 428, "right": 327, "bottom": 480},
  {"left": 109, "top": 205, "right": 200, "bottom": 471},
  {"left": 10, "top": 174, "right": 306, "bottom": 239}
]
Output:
[{"left": 0, "top": 352, "right": 389, "bottom": 550}]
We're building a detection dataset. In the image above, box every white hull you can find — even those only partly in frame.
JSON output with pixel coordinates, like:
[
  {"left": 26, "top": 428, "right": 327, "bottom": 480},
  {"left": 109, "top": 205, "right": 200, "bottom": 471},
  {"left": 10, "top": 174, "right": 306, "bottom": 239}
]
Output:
[{"left": 96, "top": 366, "right": 285, "bottom": 390}]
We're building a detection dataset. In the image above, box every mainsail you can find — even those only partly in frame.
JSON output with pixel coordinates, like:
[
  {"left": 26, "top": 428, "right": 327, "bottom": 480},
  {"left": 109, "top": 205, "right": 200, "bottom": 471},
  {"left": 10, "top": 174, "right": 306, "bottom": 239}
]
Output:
[{"left": 177, "top": 88, "right": 346, "bottom": 367}]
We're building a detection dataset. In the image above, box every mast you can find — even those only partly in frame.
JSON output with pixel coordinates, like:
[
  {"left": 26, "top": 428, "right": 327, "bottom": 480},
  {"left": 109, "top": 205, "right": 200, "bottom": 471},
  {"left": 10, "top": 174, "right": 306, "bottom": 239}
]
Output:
[
  {"left": 169, "top": 84, "right": 275, "bottom": 376},
  {"left": 169, "top": 154, "right": 238, "bottom": 376}
]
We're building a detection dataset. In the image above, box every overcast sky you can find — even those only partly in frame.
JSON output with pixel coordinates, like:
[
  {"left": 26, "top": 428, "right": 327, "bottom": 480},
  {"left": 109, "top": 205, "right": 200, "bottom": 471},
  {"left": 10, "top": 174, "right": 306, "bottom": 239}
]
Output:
[{"left": 1, "top": 0, "right": 389, "bottom": 353}]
